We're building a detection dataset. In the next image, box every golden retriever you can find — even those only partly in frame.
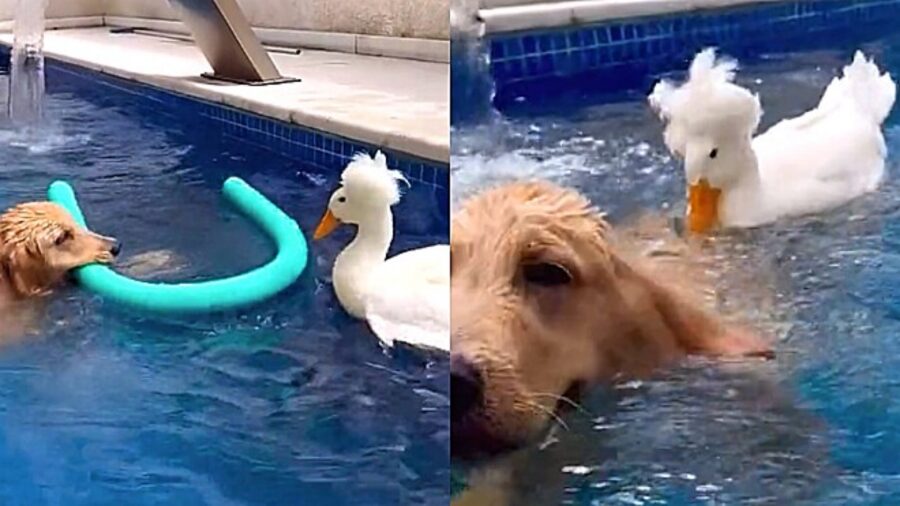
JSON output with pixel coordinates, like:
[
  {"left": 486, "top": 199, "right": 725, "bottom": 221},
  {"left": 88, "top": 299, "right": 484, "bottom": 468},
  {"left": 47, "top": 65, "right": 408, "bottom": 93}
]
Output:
[
  {"left": 0, "top": 202, "right": 119, "bottom": 339},
  {"left": 450, "top": 181, "right": 773, "bottom": 460}
]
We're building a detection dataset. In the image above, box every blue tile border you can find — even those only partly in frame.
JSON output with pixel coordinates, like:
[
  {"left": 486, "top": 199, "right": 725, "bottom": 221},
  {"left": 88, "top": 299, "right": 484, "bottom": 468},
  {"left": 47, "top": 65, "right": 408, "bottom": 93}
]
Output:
[
  {"left": 43, "top": 58, "right": 448, "bottom": 191},
  {"left": 486, "top": 0, "right": 900, "bottom": 107}
]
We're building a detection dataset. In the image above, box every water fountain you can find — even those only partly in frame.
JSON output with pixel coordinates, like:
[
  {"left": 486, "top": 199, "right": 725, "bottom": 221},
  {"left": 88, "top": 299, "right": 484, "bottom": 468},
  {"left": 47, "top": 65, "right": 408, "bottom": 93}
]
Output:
[
  {"left": 450, "top": 0, "right": 496, "bottom": 125},
  {"left": 9, "top": 0, "right": 49, "bottom": 126}
]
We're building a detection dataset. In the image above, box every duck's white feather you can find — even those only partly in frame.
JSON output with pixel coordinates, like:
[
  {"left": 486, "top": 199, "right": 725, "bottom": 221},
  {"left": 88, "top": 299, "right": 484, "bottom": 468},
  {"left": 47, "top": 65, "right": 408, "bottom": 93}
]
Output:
[
  {"left": 341, "top": 151, "right": 408, "bottom": 208},
  {"left": 327, "top": 152, "right": 449, "bottom": 352},
  {"left": 649, "top": 49, "right": 761, "bottom": 174},
  {"left": 650, "top": 48, "right": 895, "bottom": 228},
  {"left": 365, "top": 245, "right": 450, "bottom": 351}
]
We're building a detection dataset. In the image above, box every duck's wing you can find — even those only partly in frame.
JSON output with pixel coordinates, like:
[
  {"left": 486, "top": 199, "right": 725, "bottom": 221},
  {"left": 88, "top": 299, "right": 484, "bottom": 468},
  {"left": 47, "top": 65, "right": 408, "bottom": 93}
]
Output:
[
  {"left": 756, "top": 100, "right": 887, "bottom": 184},
  {"left": 755, "top": 53, "right": 894, "bottom": 194},
  {"left": 365, "top": 245, "right": 450, "bottom": 352},
  {"left": 754, "top": 102, "right": 886, "bottom": 219}
]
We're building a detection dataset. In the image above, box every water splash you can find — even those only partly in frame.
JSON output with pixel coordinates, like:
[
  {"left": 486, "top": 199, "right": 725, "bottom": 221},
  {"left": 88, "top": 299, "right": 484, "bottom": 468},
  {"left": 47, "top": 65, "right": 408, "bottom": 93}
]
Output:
[{"left": 9, "top": 0, "right": 49, "bottom": 127}]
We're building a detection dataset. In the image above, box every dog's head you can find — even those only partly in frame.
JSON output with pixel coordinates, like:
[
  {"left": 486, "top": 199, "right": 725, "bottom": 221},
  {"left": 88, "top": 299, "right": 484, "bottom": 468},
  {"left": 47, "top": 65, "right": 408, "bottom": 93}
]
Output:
[
  {"left": 451, "top": 182, "right": 770, "bottom": 460},
  {"left": 0, "top": 202, "right": 120, "bottom": 297}
]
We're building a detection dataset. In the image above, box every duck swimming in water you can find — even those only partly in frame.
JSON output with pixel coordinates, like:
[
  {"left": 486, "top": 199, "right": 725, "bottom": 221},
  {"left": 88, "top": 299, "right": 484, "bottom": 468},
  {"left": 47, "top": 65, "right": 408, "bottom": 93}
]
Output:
[
  {"left": 314, "top": 152, "right": 449, "bottom": 352},
  {"left": 649, "top": 48, "right": 896, "bottom": 233}
]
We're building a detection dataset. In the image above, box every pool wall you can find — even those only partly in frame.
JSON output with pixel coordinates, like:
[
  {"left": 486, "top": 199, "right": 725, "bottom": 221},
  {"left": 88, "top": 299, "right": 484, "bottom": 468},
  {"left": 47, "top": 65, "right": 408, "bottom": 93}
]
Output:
[
  {"left": 42, "top": 56, "right": 449, "bottom": 194},
  {"left": 0, "top": 0, "right": 103, "bottom": 21},
  {"left": 484, "top": 0, "right": 900, "bottom": 107},
  {"left": 104, "top": 0, "right": 450, "bottom": 40},
  {"left": 0, "top": 0, "right": 449, "bottom": 63}
]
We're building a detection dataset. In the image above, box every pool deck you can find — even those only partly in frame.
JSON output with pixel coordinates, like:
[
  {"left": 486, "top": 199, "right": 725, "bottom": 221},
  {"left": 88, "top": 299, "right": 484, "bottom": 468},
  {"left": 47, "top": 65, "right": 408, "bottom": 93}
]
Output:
[{"left": 0, "top": 27, "right": 449, "bottom": 164}]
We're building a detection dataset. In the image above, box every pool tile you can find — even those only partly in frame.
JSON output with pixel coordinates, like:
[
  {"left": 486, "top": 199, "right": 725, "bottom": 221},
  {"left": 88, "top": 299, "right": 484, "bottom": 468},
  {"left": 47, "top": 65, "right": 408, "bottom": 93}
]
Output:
[
  {"left": 486, "top": 0, "right": 900, "bottom": 107},
  {"left": 45, "top": 59, "right": 448, "bottom": 191}
]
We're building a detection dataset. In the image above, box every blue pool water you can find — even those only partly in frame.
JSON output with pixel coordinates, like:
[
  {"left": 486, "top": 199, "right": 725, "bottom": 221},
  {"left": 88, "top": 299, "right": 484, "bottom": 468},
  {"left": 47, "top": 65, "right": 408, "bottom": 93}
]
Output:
[
  {"left": 0, "top": 63, "right": 449, "bottom": 505},
  {"left": 452, "top": 29, "right": 900, "bottom": 506}
]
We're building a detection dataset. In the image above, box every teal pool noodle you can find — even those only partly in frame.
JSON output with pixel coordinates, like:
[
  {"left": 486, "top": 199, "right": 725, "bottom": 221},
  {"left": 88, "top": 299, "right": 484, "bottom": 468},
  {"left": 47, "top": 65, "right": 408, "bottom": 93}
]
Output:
[{"left": 47, "top": 178, "right": 308, "bottom": 313}]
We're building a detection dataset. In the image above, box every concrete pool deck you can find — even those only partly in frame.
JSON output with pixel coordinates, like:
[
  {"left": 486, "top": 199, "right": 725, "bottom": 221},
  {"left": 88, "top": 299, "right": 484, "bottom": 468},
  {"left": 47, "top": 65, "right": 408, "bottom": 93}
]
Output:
[{"left": 0, "top": 27, "right": 449, "bottom": 163}]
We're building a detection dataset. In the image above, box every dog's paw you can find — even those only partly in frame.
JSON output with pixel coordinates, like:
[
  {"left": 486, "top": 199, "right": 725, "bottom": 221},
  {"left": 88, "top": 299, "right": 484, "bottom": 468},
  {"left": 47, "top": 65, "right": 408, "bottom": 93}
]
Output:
[
  {"left": 96, "top": 251, "right": 115, "bottom": 264},
  {"left": 118, "top": 249, "right": 186, "bottom": 279},
  {"left": 712, "top": 327, "right": 775, "bottom": 361}
]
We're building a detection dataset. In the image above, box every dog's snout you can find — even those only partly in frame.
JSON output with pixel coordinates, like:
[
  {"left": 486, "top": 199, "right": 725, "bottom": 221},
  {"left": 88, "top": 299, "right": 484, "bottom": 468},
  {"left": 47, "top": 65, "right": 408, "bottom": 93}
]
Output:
[
  {"left": 451, "top": 355, "right": 483, "bottom": 422},
  {"left": 110, "top": 242, "right": 122, "bottom": 257}
]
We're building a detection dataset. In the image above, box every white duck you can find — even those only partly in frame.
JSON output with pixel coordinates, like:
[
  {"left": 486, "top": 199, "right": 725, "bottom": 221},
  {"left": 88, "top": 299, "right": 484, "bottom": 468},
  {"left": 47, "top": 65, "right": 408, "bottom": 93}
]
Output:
[
  {"left": 314, "top": 152, "right": 449, "bottom": 352},
  {"left": 649, "top": 48, "right": 896, "bottom": 233}
]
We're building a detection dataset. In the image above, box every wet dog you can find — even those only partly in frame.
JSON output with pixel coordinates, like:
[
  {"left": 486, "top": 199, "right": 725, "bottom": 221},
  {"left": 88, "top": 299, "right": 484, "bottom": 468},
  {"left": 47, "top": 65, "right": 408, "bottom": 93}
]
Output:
[
  {"left": 0, "top": 202, "right": 119, "bottom": 340},
  {"left": 451, "top": 181, "right": 773, "bottom": 460}
]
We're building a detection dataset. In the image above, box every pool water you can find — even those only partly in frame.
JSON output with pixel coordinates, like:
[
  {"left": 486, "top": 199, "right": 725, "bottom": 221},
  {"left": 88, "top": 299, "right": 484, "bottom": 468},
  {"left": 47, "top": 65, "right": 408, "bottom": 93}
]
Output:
[
  {"left": 0, "top": 64, "right": 449, "bottom": 505},
  {"left": 452, "top": 32, "right": 900, "bottom": 505}
]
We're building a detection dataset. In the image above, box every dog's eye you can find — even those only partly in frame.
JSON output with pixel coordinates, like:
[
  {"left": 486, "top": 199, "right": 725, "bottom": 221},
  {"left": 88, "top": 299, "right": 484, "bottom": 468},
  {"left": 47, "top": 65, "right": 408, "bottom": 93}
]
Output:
[
  {"left": 522, "top": 262, "right": 572, "bottom": 287},
  {"left": 709, "top": 148, "right": 718, "bottom": 159},
  {"left": 54, "top": 230, "right": 73, "bottom": 246}
]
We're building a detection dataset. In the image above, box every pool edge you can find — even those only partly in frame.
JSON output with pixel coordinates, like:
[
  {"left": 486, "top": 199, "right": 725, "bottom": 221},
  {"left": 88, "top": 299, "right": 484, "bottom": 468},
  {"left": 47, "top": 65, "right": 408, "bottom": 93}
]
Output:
[{"left": 0, "top": 34, "right": 450, "bottom": 166}]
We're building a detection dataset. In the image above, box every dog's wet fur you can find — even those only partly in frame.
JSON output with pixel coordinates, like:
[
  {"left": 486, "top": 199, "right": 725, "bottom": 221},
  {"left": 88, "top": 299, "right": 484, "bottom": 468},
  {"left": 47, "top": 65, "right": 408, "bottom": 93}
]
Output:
[
  {"left": 451, "top": 181, "right": 773, "bottom": 460},
  {"left": 0, "top": 202, "right": 119, "bottom": 340}
]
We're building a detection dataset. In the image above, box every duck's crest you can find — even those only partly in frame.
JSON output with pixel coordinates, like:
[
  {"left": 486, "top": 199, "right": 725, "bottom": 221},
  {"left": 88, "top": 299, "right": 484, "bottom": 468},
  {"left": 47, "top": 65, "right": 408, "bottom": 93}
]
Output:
[
  {"left": 649, "top": 49, "right": 737, "bottom": 120},
  {"left": 649, "top": 48, "right": 761, "bottom": 155},
  {"left": 341, "top": 151, "right": 409, "bottom": 207},
  {"left": 689, "top": 48, "right": 738, "bottom": 87}
]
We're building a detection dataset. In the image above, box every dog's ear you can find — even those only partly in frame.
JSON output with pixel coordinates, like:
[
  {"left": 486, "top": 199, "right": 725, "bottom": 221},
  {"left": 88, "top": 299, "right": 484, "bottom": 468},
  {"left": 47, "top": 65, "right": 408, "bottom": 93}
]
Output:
[
  {"left": 0, "top": 244, "right": 51, "bottom": 298},
  {"left": 611, "top": 253, "right": 774, "bottom": 360},
  {"left": 0, "top": 246, "right": 11, "bottom": 291}
]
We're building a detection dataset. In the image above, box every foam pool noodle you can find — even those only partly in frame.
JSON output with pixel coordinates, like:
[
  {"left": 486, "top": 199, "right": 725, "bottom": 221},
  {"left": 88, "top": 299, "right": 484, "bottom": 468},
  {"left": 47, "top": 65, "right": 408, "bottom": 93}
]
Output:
[{"left": 47, "top": 177, "right": 308, "bottom": 313}]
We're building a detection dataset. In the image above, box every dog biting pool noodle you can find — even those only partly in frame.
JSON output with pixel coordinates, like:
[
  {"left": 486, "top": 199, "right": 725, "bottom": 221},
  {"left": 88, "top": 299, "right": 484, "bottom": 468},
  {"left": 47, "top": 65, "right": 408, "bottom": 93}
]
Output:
[{"left": 47, "top": 178, "right": 308, "bottom": 313}]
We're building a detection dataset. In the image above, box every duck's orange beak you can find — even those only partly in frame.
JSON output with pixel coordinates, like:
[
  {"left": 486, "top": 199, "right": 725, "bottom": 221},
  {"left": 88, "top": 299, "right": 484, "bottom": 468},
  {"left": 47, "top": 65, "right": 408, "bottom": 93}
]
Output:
[
  {"left": 687, "top": 178, "right": 721, "bottom": 233},
  {"left": 314, "top": 209, "right": 341, "bottom": 240}
]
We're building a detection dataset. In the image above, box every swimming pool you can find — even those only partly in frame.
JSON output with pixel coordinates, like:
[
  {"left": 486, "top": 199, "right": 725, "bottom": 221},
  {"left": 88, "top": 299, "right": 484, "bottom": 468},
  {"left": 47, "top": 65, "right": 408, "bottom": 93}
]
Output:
[
  {"left": 0, "top": 58, "right": 449, "bottom": 505},
  {"left": 452, "top": 7, "right": 900, "bottom": 506}
]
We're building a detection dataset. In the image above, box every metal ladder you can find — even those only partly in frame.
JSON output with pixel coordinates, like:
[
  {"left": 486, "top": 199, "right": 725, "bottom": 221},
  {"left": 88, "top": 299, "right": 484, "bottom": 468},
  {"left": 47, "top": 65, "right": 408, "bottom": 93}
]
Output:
[{"left": 167, "top": 0, "right": 299, "bottom": 85}]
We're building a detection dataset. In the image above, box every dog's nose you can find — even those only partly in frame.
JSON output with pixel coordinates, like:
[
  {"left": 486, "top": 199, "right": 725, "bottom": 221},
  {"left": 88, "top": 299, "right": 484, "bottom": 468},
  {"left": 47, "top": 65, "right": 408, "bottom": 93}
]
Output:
[
  {"left": 451, "top": 355, "right": 483, "bottom": 422},
  {"left": 110, "top": 242, "right": 122, "bottom": 257}
]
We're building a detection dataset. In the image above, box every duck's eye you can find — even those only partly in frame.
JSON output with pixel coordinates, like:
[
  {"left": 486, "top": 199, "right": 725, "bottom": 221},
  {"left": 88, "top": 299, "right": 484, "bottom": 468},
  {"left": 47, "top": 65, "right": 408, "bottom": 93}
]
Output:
[
  {"left": 522, "top": 262, "right": 572, "bottom": 287},
  {"left": 337, "top": 196, "right": 347, "bottom": 203},
  {"left": 54, "top": 230, "right": 73, "bottom": 246},
  {"left": 709, "top": 148, "right": 719, "bottom": 159}
]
